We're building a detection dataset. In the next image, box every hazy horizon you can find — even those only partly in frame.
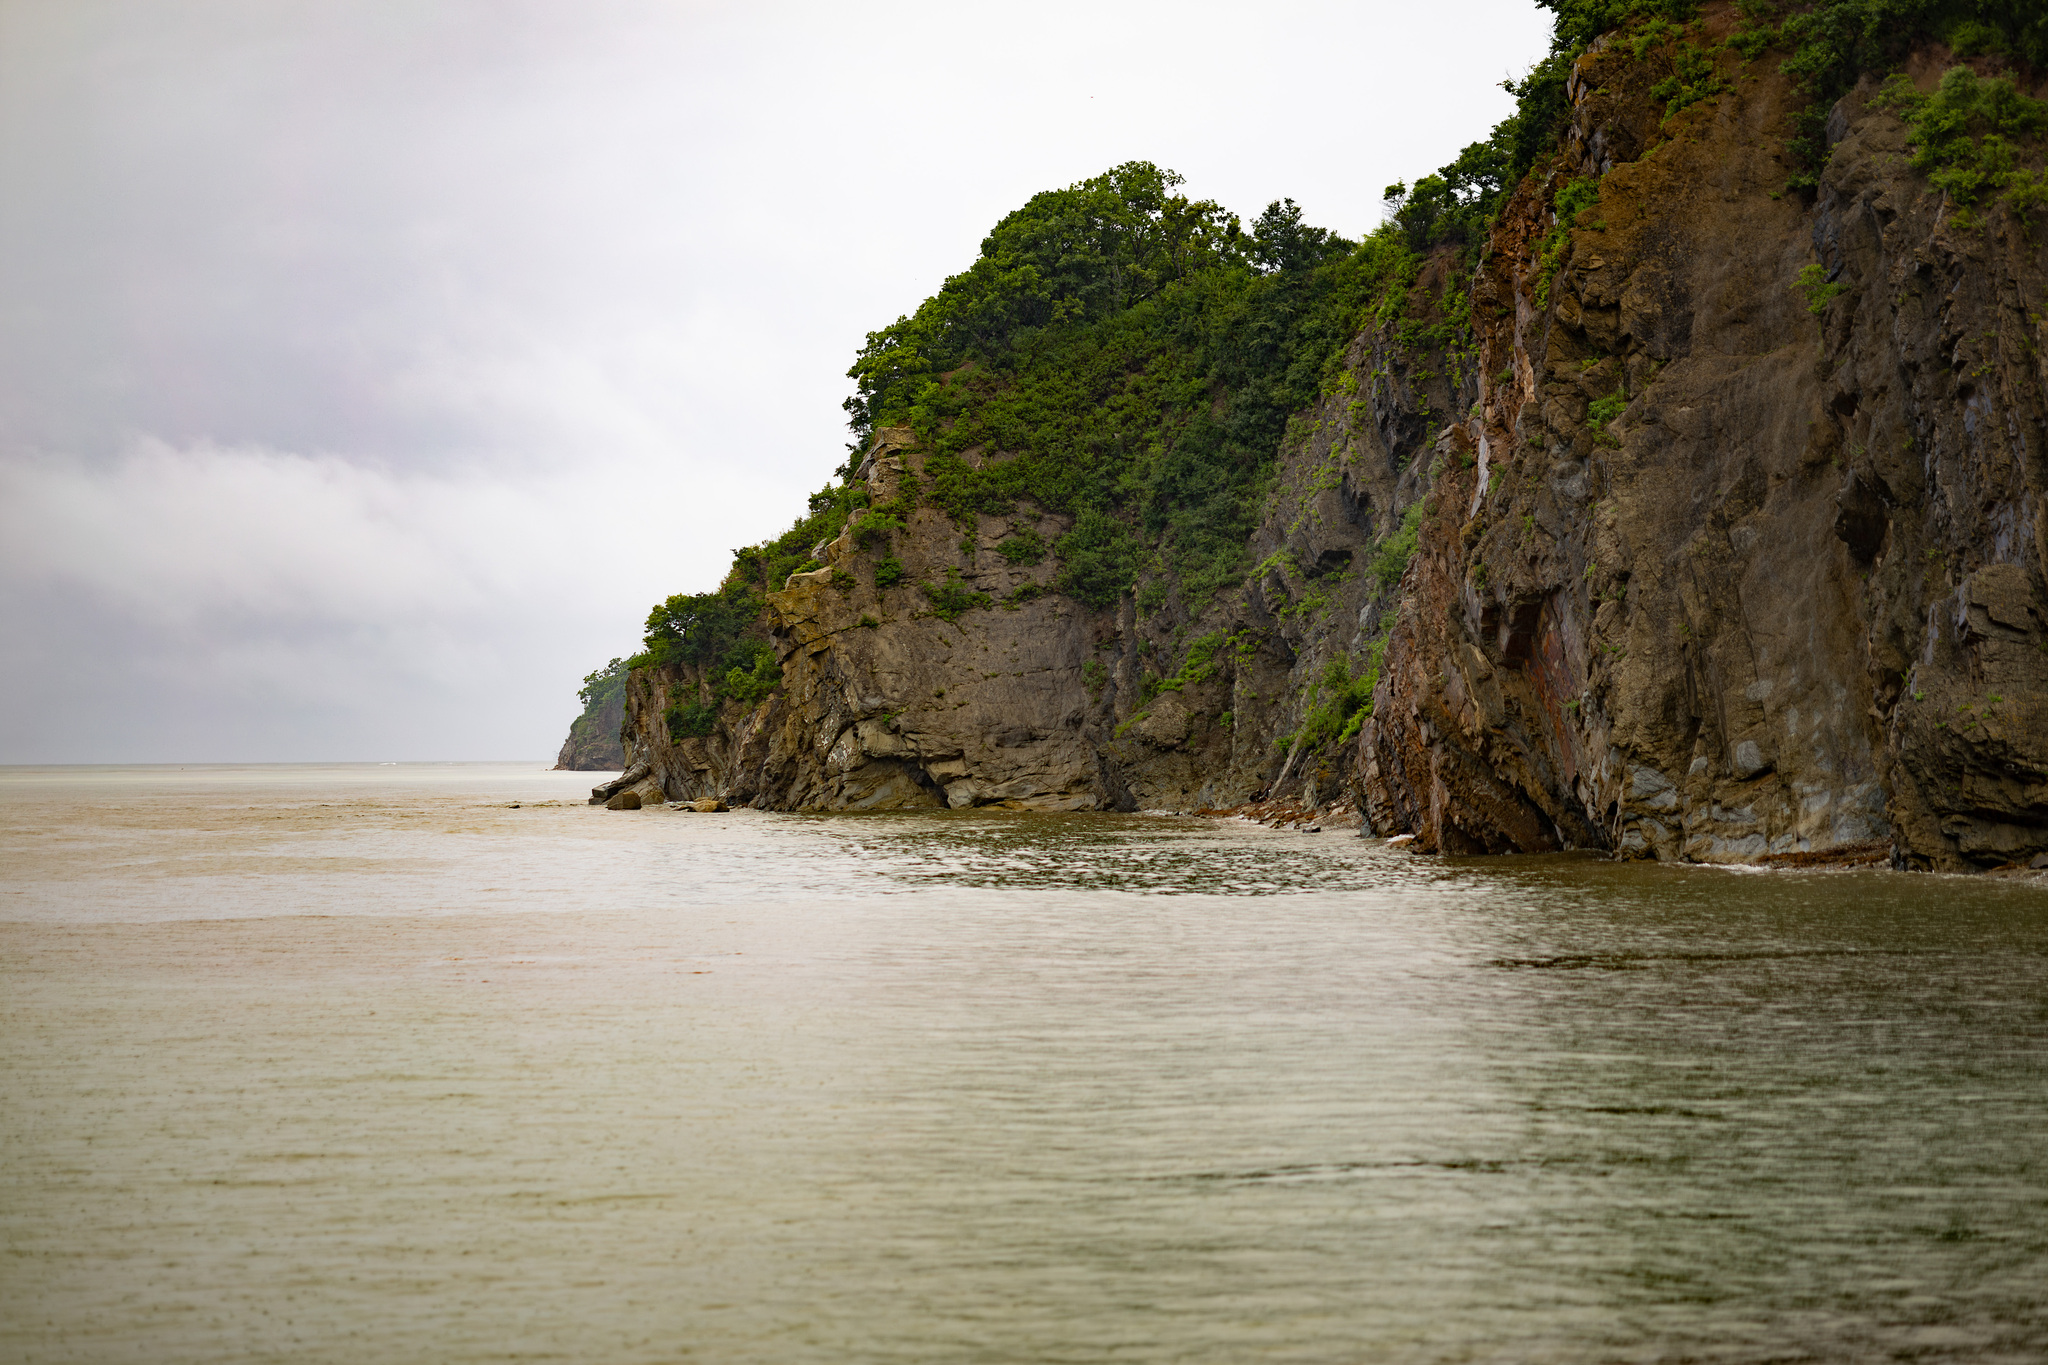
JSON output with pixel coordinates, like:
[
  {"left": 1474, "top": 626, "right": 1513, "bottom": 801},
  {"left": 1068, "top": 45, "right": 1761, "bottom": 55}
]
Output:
[{"left": 0, "top": 0, "right": 1554, "bottom": 764}]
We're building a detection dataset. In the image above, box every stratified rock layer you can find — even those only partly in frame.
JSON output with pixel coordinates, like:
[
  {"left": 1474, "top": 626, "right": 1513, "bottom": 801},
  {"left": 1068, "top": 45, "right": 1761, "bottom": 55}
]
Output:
[{"left": 1361, "top": 25, "right": 2048, "bottom": 870}]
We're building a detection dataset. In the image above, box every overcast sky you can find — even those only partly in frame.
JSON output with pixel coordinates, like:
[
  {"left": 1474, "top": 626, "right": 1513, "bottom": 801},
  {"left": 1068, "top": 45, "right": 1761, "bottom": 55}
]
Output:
[{"left": 0, "top": 0, "right": 1555, "bottom": 763}]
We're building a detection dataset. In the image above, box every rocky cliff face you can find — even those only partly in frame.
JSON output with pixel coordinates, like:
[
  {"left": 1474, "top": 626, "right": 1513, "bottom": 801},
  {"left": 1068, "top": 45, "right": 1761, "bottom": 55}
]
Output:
[
  {"left": 599, "top": 16, "right": 2046, "bottom": 871},
  {"left": 1360, "top": 19, "right": 2048, "bottom": 871},
  {"left": 554, "top": 686, "right": 625, "bottom": 771},
  {"left": 613, "top": 315, "right": 1470, "bottom": 813}
]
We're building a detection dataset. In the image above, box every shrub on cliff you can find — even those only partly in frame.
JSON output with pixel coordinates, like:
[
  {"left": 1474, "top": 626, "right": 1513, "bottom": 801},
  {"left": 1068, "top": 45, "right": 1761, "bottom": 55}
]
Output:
[
  {"left": 1759, "top": 0, "right": 2044, "bottom": 188},
  {"left": 638, "top": 582, "right": 760, "bottom": 671},
  {"left": 1873, "top": 67, "right": 2048, "bottom": 223},
  {"left": 849, "top": 178, "right": 1457, "bottom": 610},
  {"left": 1370, "top": 504, "right": 1426, "bottom": 591},
  {"left": 1288, "top": 650, "right": 1383, "bottom": 755},
  {"left": 841, "top": 162, "right": 1247, "bottom": 445},
  {"left": 723, "top": 643, "right": 781, "bottom": 706},
  {"left": 577, "top": 657, "right": 628, "bottom": 714}
]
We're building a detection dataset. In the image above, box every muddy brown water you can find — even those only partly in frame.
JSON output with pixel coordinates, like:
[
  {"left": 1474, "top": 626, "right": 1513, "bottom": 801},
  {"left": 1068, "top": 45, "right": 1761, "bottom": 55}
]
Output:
[{"left": 3, "top": 763, "right": 2045, "bottom": 1363}]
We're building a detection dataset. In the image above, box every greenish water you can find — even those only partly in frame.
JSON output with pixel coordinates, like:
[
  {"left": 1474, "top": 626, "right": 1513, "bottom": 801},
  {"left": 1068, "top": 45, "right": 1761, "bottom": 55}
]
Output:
[{"left": 2, "top": 764, "right": 2045, "bottom": 1363}]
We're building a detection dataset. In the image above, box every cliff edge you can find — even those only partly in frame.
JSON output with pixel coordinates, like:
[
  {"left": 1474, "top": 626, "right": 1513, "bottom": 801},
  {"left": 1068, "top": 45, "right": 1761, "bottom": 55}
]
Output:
[
  {"left": 572, "top": 1, "right": 2048, "bottom": 871},
  {"left": 1362, "top": 13, "right": 2048, "bottom": 870}
]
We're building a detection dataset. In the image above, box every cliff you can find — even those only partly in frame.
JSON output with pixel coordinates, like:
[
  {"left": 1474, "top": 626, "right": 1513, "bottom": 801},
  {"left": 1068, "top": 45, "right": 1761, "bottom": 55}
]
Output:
[
  {"left": 611, "top": 304, "right": 1468, "bottom": 814},
  {"left": 554, "top": 658, "right": 626, "bottom": 771},
  {"left": 579, "top": 1, "right": 2048, "bottom": 871},
  {"left": 1361, "top": 14, "right": 2048, "bottom": 871}
]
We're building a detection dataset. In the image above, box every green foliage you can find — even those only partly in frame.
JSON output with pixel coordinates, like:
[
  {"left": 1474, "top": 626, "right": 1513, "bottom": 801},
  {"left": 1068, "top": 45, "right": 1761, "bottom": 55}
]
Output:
[
  {"left": 666, "top": 698, "right": 717, "bottom": 741},
  {"left": 912, "top": 239, "right": 1419, "bottom": 609},
  {"left": 874, "top": 556, "right": 906, "bottom": 589},
  {"left": 1054, "top": 506, "right": 1152, "bottom": 608},
  {"left": 660, "top": 633, "right": 780, "bottom": 741},
  {"left": 1381, "top": 48, "right": 1577, "bottom": 260},
  {"left": 1082, "top": 657, "right": 1107, "bottom": 699},
  {"left": 1139, "top": 629, "right": 1241, "bottom": 701},
  {"left": 1776, "top": 0, "right": 2047, "bottom": 191},
  {"left": 1791, "top": 262, "right": 1849, "bottom": 313},
  {"left": 1649, "top": 38, "right": 1730, "bottom": 116},
  {"left": 921, "top": 573, "right": 993, "bottom": 622},
  {"left": 640, "top": 582, "right": 782, "bottom": 736},
  {"left": 995, "top": 527, "right": 1046, "bottom": 564},
  {"left": 1873, "top": 67, "right": 2048, "bottom": 221},
  {"left": 716, "top": 483, "right": 870, "bottom": 598},
  {"left": 1293, "top": 644, "right": 1387, "bottom": 753},
  {"left": 1534, "top": 177, "right": 1603, "bottom": 308},
  {"left": 1371, "top": 503, "right": 1426, "bottom": 591},
  {"left": 1534, "top": 0, "right": 2045, "bottom": 194},
  {"left": 849, "top": 510, "right": 903, "bottom": 550},
  {"left": 638, "top": 582, "right": 760, "bottom": 671},
  {"left": 1247, "top": 198, "right": 1353, "bottom": 274},
  {"left": 1542, "top": 0, "right": 1698, "bottom": 52},
  {"left": 1588, "top": 388, "right": 1630, "bottom": 442},
  {"left": 828, "top": 157, "right": 1493, "bottom": 614},
  {"left": 843, "top": 161, "right": 1248, "bottom": 445},
  {"left": 723, "top": 642, "right": 781, "bottom": 706},
  {"left": 577, "top": 657, "right": 628, "bottom": 712}
]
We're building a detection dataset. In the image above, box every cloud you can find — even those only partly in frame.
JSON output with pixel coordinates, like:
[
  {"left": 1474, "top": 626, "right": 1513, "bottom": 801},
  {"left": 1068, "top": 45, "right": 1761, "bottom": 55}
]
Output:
[
  {"left": 0, "top": 0, "right": 1554, "bottom": 761},
  {"left": 0, "top": 437, "right": 713, "bottom": 759}
]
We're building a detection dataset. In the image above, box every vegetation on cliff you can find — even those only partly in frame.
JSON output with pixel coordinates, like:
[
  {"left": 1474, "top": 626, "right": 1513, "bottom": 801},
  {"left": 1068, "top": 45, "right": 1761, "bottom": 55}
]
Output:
[
  {"left": 554, "top": 657, "right": 628, "bottom": 770},
  {"left": 842, "top": 162, "right": 1421, "bottom": 611},
  {"left": 572, "top": 0, "right": 2048, "bottom": 816},
  {"left": 622, "top": 0, "right": 2042, "bottom": 658}
]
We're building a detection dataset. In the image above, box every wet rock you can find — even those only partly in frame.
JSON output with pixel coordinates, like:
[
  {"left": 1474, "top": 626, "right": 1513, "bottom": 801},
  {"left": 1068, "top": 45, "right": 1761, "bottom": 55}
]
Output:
[
  {"left": 605, "top": 791, "right": 642, "bottom": 810},
  {"left": 590, "top": 763, "right": 650, "bottom": 805}
]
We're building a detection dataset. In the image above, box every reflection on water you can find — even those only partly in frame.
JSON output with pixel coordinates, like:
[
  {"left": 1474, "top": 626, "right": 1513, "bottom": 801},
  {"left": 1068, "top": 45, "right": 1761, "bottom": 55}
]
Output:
[{"left": 2, "top": 764, "right": 2045, "bottom": 1363}]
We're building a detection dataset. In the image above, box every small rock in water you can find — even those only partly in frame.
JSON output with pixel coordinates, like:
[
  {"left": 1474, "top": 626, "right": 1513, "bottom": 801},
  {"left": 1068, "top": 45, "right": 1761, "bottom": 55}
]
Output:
[
  {"left": 689, "top": 798, "right": 726, "bottom": 813},
  {"left": 606, "top": 791, "right": 642, "bottom": 810}
]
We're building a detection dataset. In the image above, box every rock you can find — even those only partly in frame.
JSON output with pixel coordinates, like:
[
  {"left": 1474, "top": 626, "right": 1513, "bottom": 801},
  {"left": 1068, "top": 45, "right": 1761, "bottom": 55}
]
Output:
[
  {"left": 555, "top": 670, "right": 628, "bottom": 771},
  {"left": 1357, "top": 46, "right": 2048, "bottom": 872},
  {"left": 688, "top": 798, "right": 725, "bottom": 813},
  {"left": 590, "top": 762, "right": 651, "bottom": 805},
  {"left": 594, "top": 43, "right": 2048, "bottom": 873},
  {"left": 1131, "top": 696, "right": 1192, "bottom": 750},
  {"left": 606, "top": 790, "right": 642, "bottom": 810}
]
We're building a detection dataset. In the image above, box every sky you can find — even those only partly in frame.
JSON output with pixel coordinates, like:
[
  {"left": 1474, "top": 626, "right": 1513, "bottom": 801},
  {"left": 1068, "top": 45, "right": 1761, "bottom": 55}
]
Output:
[{"left": 0, "top": 0, "right": 1556, "bottom": 763}]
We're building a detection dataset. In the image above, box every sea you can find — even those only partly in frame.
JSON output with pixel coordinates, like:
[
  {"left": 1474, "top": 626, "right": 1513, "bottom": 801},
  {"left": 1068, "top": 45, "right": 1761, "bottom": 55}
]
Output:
[{"left": 2, "top": 761, "right": 2045, "bottom": 1364}]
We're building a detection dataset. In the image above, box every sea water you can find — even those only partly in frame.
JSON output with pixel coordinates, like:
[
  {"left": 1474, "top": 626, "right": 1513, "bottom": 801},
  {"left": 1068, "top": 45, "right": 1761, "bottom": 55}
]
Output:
[{"left": 2, "top": 763, "right": 2044, "bottom": 1363}]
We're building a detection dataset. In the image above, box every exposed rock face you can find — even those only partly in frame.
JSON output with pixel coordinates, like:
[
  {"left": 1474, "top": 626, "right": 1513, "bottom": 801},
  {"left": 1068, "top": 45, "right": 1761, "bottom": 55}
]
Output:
[
  {"left": 609, "top": 21, "right": 2045, "bottom": 870},
  {"left": 622, "top": 323, "right": 1467, "bottom": 813},
  {"left": 554, "top": 688, "right": 625, "bottom": 770},
  {"left": 1360, "top": 25, "right": 2048, "bottom": 870},
  {"left": 588, "top": 762, "right": 660, "bottom": 807}
]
